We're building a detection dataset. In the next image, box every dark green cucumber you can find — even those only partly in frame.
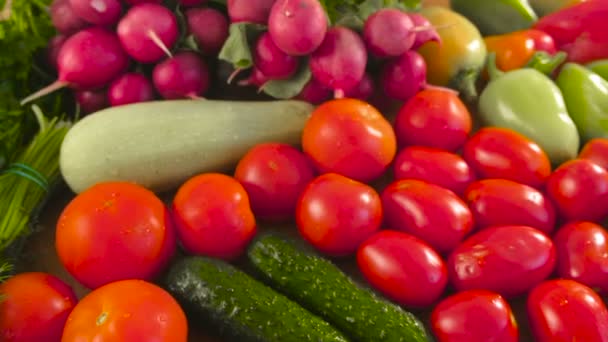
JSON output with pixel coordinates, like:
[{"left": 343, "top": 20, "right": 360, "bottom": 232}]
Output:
[
  {"left": 247, "top": 234, "right": 431, "bottom": 342},
  {"left": 164, "top": 256, "right": 350, "bottom": 342}
]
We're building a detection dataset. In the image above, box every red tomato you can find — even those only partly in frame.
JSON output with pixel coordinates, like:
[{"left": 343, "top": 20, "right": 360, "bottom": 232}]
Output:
[
  {"left": 0, "top": 272, "right": 78, "bottom": 342},
  {"left": 172, "top": 173, "right": 257, "bottom": 260},
  {"left": 528, "top": 29, "right": 557, "bottom": 54},
  {"left": 393, "top": 88, "right": 472, "bottom": 151},
  {"left": 61, "top": 279, "right": 188, "bottom": 341},
  {"left": 527, "top": 279, "right": 608, "bottom": 342},
  {"left": 462, "top": 127, "right": 552, "bottom": 188},
  {"left": 301, "top": 98, "right": 397, "bottom": 182},
  {"left": 381, "top": 179, "right": 474, "bottom": 254},
  {"left": 447, "top": 225, "right": 556, "bottom": 298},
  {"left": 56, "top": 182, "right": 176, "bottom": 289},
  {"left": 546, "top": 159, "right": 608, "bottom": 223},
  {"left": 234, "top": 143, "right": 316, "bottom": 222},
  {"left": 464, "top": 179, "right": 556, "bottom": 234},
  {"left": 578, "top": 138, "right": 608, "bottom": 170},
  {"left": 393, "top": 146, "right": 476, "bottom": 195},
  {"left": 554, "top": 221, "right": 608, "bottom": 293},
  {"left": 357, "top": 230, "right": 448, "bottom": 307},
  {"left": 297, "top": 173, "right": 382, "bottom": 256},
  {"left": 431, "top": 290, "right": 519, "bottom": 342}
]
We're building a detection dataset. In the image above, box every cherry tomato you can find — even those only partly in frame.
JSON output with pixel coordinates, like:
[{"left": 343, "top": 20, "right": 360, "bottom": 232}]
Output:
[
  {"left": 61, "top": 279, "right": 188, "bottom": 341},
  {"left": 527, "top": 279, "right": 608, "bottom": 342},
  {"left": 546, "top": 159, "right": 608, "bottom": 223},
  {"left": 381, "top": 179, "right": 474, "bottom": 254},
  {"left": 431, "top": 290, "right": 519, "bottom": 342},
  {"left": 464, "top": 179, "right": 556, "bottom": 234},
  {"left": 393, "top": 88, "right": 472, "bottom": 151},
  {"left": 357, "top": 230, "right": 448, "bottom": 308},
  {"left": 297, "top": 173, "right": 382, "bottom": 256},
  {"left": 172, "top": 173, "right": 257, "bottom": 260},
  {"left": 462, "top": 127, "right": 552, "bottom": 188},
  {"left": 0, "top": 272, "right": 78, "bottom": 342},
  {"left": 554, "top": 221, "right": 608, "bottom": 293},
  {"left": 56, "top": 182, "right": 176, "bottom": 289},
  {"left": 234, "top": 143, "right": 316, "bottom": 222},
  {"left": 578, "top": 138, "right": 608, "bottom": 170},
  {"left": 447, "top": 225, "right": 556, "bottom": 298},
  {"left": 393, "top": 146, "right": 476, "bottom": 196},
  {"left": 301, "top": 98, "right": 397, "bottom": 182}
]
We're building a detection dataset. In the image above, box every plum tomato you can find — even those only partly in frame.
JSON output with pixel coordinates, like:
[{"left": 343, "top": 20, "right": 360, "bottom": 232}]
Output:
[
  {"left": 56, "top": 182, "right": 176, "bottom": 289},
  {"left": 554, "top": 221, "right": 608, "bottom": 293},
  {"left": 393, "top": 87, "right": 472, "bottom": 151},
  {"left": 546, "top": 159, "right": 608, "bottom": 223},
  {"left": 172, "top": 173, "right": 257, "bottom": 260},
  {"left": 527, "top": 279, "right": 608, "bottom": 342},
  {"left": 61, "top": 279, "right": 188, "bottom": 341},
  {"left": 301, "top": 98, "right": 397, "bottom": 182},
  {"left": 464, "top": 179, "right": 556, "bottom": 234},
  {"left": 430, "top": 290, "right": 519, "bottom": 342},
  {"left": 0, "top": 272, "right": 78, "bottom": 342},
  {"left": 381, "top": 179, "right": 474, "bottom": 254},
  {"left": 393, "top": 146, "right": 476, "bottom": 196},
  {"left": 357, "top": 230, "right": 448, "bottom": 308},
  {"left": 447, "top": 225, "right": 556, "bottom": 298},
  {"left": 462, "top": 127, "right": 552, "bottom": 188},
  {"left": 234, "top": 143, "right": 316, "bottom": 222},
  {"left": 296, "top": 173, "right": 382, "bottom": 257},
  {"left": 578, "top": 138, "right": 608, "bottom": 171}
]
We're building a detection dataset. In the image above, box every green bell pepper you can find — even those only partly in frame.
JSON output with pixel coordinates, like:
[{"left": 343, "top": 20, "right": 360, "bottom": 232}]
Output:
[
  {"left": 450, "top": 0, "right": 538, "bottom": 36},
  {"left": 587, "top": 60, "right": 608, "bottom": 81},
  {"left": 556, "top": 63, "right": 608, "bottom": 143},
  {"left": 478, "top": 53, "right": 580, "bottom": 166}
]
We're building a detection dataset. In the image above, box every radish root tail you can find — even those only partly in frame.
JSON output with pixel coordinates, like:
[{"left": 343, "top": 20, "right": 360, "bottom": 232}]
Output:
[
  {"left": 147, "top": 30, "right": 173, "bottom": 58},
  {"left": 20, "top": 81, "right": 69, "bottom": 106}
]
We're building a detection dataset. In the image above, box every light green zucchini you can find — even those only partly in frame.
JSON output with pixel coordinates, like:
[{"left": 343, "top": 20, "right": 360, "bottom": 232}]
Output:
[{"left": 60, "top": 99, "right": 315, "bottom": 193}]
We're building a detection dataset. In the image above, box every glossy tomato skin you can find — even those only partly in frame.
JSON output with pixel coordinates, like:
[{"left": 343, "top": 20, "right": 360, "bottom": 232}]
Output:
[
  {"left": 546, "top": 159, "right": 608, "bottom": 223},
  {"left": 61, "top": 279, "right": 188, "bottom": 342},
  {"left": 447, "top": 225, "right": 556, "bottom": 298},
  {"left": 234, "top": 143, "right": 316, "bottom": 222},
  {"left": 554, "top": 221, "right": 608, "bottom": 293},
  {"left": 381, "top": 179, "right": 474, "bottom": 254},
  {"left": 357, "top": 230, "right": 448, "bottom": 308},
  {"left": 172, "top": 173, "right": 257, "bottom": 260},
  {"left": 301, "top": 98, "right": 397, "bottom": 182},
  {"left": 393, "top": 146, "right": 476, "bottom": 195},
  {"left": 462, "top": 127, "right": 552, "bottom": 188},
  {"left": 527, "top": 279, "right": 608, "bottom": 342},
  {"left": 297, "top": 173, "right": 382, "bottom": 256},
  {"left": 393, "top": 88, "right": 472, "bottom": 151},
  {"left": 578, "top": 138, "right": 608, "bottom": 170},
  {"left": 56, "top": 182, "right": 176, "bottom": 289},
  {"left": 0, "top": 272, "right": 78, "bottom": 342},
  {"left": 464, "top": 179, "right": 556, "bottom": 234},
  {"left": 430, "top": 290, "right": 519, "bottom": 342}
]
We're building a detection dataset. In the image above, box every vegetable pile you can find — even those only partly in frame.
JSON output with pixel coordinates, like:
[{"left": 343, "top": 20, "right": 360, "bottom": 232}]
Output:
[{"left": 4, "top": 0, "right": 608, "bottom": 341}]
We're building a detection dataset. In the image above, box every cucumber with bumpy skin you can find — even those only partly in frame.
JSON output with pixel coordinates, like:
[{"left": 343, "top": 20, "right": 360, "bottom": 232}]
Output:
[
  {"left": 164, "top": 256, "right": 350, "bottom": 342},
  {"left": 247, "top": 234, "right": 431, "bottom": 342}
]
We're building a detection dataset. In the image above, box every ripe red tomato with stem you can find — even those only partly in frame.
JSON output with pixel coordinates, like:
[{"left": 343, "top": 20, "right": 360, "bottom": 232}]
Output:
[
  {"left": 56, "top": 181, "right": 176, "bottom": 289},
  {"left": 0, "top": 272, "right": 78, "bottom": 342},
  {"left": 172, "top": 173, "right": 257, "bottom": 260},
  {"left": 297, "top": 173, "right": 382, "bottom": 257},
  {"left": 578, "top": 138, "right": 608, "bottom": 170}
]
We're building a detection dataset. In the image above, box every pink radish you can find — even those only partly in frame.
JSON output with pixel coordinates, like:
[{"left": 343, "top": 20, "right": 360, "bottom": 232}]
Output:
[
  {"left": 363, "top": 8, "right": 415, "bottom": 58},
  {"left": 75, "top": 88, "right": 109, "bottom": 114},
  {"left": 186, "top": 8, "right": 229, "bottom": 55},
  {"left": 117, "top": 3, "right": 179, "bottom": 63},
  {"left": 50, "top": 0, "right": 88, "bottom": 35},
  {"left": 237, "top": 67, "right": 270, "bottom": 89},
  {"left": 253, "top": 32, "right": 298, "bottom": 80},
  {"left": 125, "top": 0, "right": 162, "bottom": 5},
  {"left": 20, "top": 27, "right": 130, "bottom": 106},
  {"left": 179, "top": 0, "right": 207, "bottom": 6},
  {"left": 153, "top": 52, "right": 210, "bottom": 99},
  {"left": 228, "top": 0, "right": 276, "bottom": 24},
  {"left": 344, "top": 72, "right": 374, "bottom": 100},
  {"left": 47, "top": 35, "right": 69, "bottom": 70},
  {"left": 309, "top": 26, "right": 367, "bottom": 98},
  {"left": 108, "top": 73, "right": 156, "bottom": 106},
  {"left": 380, "top": 50, "right": 427, "bottom": 102},
  {"left": 295, "top": 78, "right": 331, "bottom": 104},
  {"left": 268, "top": 0, "right": 328, "bottom": 56},
  {"left": 69, "top": 0, "right": 122, "bottom": 26},
  {"left": 409, "top": 13, "right": 441, "bottom": 49}
]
